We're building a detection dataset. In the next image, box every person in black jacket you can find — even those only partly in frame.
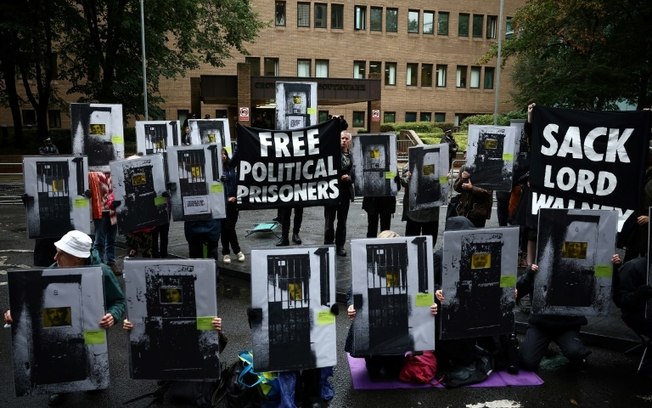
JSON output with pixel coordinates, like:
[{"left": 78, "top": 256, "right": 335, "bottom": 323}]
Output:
[
  {"left": 613, "top": 256, "right": 652, "bottom": 338},
  {"left": 517, "top": 254, "right": 621, "bottom": 371}
]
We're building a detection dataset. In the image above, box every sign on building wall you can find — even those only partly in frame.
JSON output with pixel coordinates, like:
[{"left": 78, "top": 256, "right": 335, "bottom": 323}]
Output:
[
  {"left": 8, "top": 267, "right": 108, "bottom": 396},
  {"left": 70, "top": 103, "right": 124, "bottom": 172},
  {"left": 124, "top": 258, "right": 220, "bottom": 380},
  {"left": 350, "top": 236, "right": 435, "bottom": 355},
  {"left": 23, "top": 155, "right": 92, "bottom": 239},
  {"left": 250, "top": 247, "right": 336, "bottom": 372}
]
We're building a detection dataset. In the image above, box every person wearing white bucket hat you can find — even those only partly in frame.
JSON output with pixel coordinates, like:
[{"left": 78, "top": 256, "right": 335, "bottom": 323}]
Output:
[{"left": 4, "top": 229, "right": 126, "bottom": 406}]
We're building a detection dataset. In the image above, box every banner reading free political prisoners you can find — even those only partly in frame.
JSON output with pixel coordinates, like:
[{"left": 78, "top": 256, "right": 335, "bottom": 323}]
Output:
[
  {"left": 234, "top": 119, "right": 341, "bottom": 209},
  {"left": 529, "top": 107, "right": 651, "bottom": 232}
]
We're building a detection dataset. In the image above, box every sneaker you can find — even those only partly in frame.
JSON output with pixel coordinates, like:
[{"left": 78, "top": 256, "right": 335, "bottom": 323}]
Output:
[
  {"left": 236, "top": 252, "right": 245, "bottom": 262},
  {"left": 48, "top": 393, "right": 65, "bottom": 406},
  {"left": 223, "top": 255, "right": 231, "bottom": 264}
]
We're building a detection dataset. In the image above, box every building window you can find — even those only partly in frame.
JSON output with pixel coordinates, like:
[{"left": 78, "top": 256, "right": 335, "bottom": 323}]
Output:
[
  {"left": 484, "top": 67, "right": 495, "bottom": 89},
  {"left": 297, "top": 59, "right": 311, "bottom": 77},
  {"left": 48, "top": 110, "right": 61, "bottom": 128},
  {"left": 385, "top": 62, "right": 397, "bottom": 85},
  {"left": 245, "top": 57, "right": 260, "bottom": 76},
  {"left": 369, "top": 61, "right": 382, "bottom": 78},
  {"left": 297, "top": 3, "right": 310, "bottom": 27},
  {"left": 405, "top": 112, "right": 417, "bottom": 122},
  {"left": 353, "top": 111, "right": 365, "bottom": 128},
  {"left": 22, "top": 110, "right": 36, "bottom": 126},
  {"left": 386, "top": 8, "right": 398, "bottom": 32},
  {"left": 264, "top": 58, "right": 279, "bottom": 76},
  {"left": 331, "top": 4, "right": 343, "bottom": 29},
  {"left": 353, "top": 61, "right": 366, "bottom": 79},
  {"left": 436, "top": 64, "right": 447, "bottom": 87},
  {"left": 275, "top": 1, "right": 286, "bottom": 26},
  {"left": 314, "top": 3, "right": 327, "bottom": 28},
  {"left": 423, "top": 11, "right": 434, "bottom": 34},
  {"left": 370, "top": 7, "right": 382, "bottom": 32},
  {"left": 420, "top": 112, "right": 432, "bottom": 122},
  {"left": 421, "top": 63, "right": 433, "bottom": 87},
  {"left": 438, "top": 12, "right": 449, "bottom": 36},
  {"left": 319, "top": 110, "right": 330, "bottom": 123},
  {"left": 458, "top": 13, "right": 469, "bottom": 37},
  {"left": 354, "top": 5, "right": 366, "bottom": 31},
  {"left": 505, "top": 17, "right": 514, "bottom": 39},
  {"left": 435, "top": 112, "right": 446, "bottom": 122},
  {"left": 408, "top": 10, "right": 419, "bottom": 33},
  {"left": 215, "top": 109, "right": 228, "bottom": 119},
  {"left": 384, "top": 112, "right": 396, "bottom": 123},
  {"left": 406, "top": 63, "right": 418, "bottom": 86},
  {"left": 470, "top": 66, "right": 481, "bottom": 88},
  {"left": 456, "top": 65, "right": 467, "bottom": 88},
  {"left": 316, "top": 59, "right": 329, "bottom": 78},
  {"left": 473, "top": 15, "right": 484, "bottom": 38},
  {"left": 487, "top": 15, "right": 497, "bottom": 39}
]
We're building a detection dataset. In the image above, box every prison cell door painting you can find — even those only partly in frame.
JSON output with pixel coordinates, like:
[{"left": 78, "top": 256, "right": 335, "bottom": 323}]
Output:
[
  {"left": 135, "top": 120, "right": 181, "bottom": 183},
  {"left": 465, "top": 125, "right": 517, "bottom": 192},
  {"left": 124, "top": 259, "right": 220, "bottom": 379},
  {"left": 23, "top": 156, "right": 91, "bottom": 239},
  {"left": 533, "top": 208, "right": 617, "bottom": 316},
  {"left": 70, "top": 103, "right": 124, "bottom": 172},
  {"left": 110, "top": 155, "right": 168, "bottom": 234},
  {"left": 407, "top": 144, "right": 449, "bottom": 212},
  {"left": 188, "top": 119, "right": 233, "bottom": 153},
  {"left": 250, "top": 247, "right": 337, "bottom": 372},
  {"left": 350, "top": 236, "right": 435, "bottom": 356},
  {"left": 275, "top": 81, "right": 318, "bottom": 130},
  {"left": 8, "top": 267, "right": 108, "bottom": 396},
  {"left": 440, "top": 227, "right": 518, "bottom": 340},
  {"left": 166, "top": 144, "right": 226, "bottom": 221},
  {"left": 351, "top": 134, "right": 398, "bottom": 197}
]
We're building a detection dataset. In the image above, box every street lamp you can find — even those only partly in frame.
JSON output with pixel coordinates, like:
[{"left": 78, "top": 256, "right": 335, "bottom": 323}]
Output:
[
  {"left": 140, "top": 0, "right": 148, "bottom": 120},
  {"left": 493, "top": 0, "right": 504, "bottom": 125}
]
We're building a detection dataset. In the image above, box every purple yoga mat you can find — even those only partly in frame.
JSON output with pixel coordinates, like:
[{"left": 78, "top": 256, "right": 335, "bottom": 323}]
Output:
[{"left": 347, "top": 353, "right": 544, "bottom": 390}]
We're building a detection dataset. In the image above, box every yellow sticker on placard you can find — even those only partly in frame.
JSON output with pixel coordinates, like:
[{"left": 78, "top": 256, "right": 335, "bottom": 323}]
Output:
[
  {"left": 317, "top": 310, "right": 335, "bottom": 325},
  {"left": 307, "top": 107, "right": 317, "bottom": 115},
  {"left": 211, "top": 183, "right": 223, "bottom": 193},
  {"left": 84, "top": 330, "right": 106, "bottom": 345},
  {"left": 503, "top": 153, "right": 514, "bottom": 161},
  {"left": 111, "top": 135, "right": 124, "bottom": 144},
  {"left": 74, "top": 197, "right": 89, "bottom": 208},
  {"left": 415, "top": 292, "right": 433, "bottom": 307},
  {"left": 500, "top": 275, "right": 517, "bottom": 288},
  {"left": 594, "top": 264, "right": 612, "bottom": 278},
  {"left": 154, "top": 196, "right": 167, "bottom": 206},
  {"left": 439, "top": 176, "right": 449, "bottom": 185},
  {"left": 385, "top": 171, "right": 396, "bottom": 179},
  {"left": 196, "top": 316, "right": 214, "bottom": 331}
]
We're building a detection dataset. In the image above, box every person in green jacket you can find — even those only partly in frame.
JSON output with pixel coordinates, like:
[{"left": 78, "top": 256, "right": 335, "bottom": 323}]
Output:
[{"left": 3, "top": 229, "right": 125, "bottom": 406}]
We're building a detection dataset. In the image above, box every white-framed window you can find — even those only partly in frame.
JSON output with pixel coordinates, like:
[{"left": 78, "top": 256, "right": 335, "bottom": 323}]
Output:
[{"left": 297, "top": 59, "right": 311, "bottom": 77}]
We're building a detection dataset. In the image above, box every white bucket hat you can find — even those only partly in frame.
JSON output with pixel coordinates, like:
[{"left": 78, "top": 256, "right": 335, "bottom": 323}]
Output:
[{"left": 54, "top": 230, "right": 92, "bottom": 259}]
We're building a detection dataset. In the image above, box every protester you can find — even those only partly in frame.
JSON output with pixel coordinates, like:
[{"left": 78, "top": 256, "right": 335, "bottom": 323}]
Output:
[
  {"left": 276, "top": 207, "right": 303, "bottom": 246},
  {"left": 324, "top": 130, "right": 354, "bottom": 256},
  {"left": 613, "top": 256, "right": 652, "bottom": 338},
  {"left": 220, "top": 147, "right": 245, "bottom": 264},
  {"left": 517, "top": 254, "right": 622, "bottom": 371},
  {"left": 38, "top": 137, "right": 59, "bottom": 155},
  {"left": 88, "top": 171, "right": 119, "bottom": 275},
  {"left": 3, "top": 230, "right": 125, "bottom": 406},
  {"left": 453, "top": 167, "right": 492, "bottom": 228}
]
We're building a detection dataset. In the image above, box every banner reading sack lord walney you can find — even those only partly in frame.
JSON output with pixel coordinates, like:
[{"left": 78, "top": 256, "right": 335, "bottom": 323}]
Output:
[
  {"left": 529, "top": 106, "right": 651, "bottom": 231},
  {"left": 234, "top": 119, "right": 341, "bottom": 209}
]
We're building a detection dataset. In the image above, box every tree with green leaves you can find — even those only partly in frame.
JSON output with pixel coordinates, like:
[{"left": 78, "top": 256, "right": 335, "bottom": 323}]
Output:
[
  {"left": 493, "top": 0, "right": 652, "bottom": 110},
  {"left": 0, "top": 0, "right": 266, "bottom": 142}
]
